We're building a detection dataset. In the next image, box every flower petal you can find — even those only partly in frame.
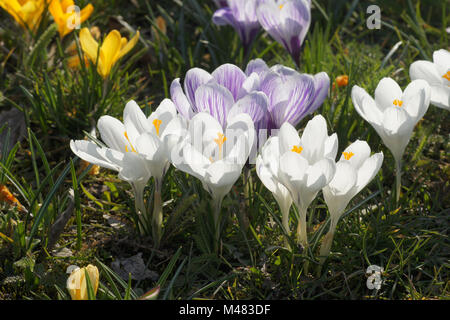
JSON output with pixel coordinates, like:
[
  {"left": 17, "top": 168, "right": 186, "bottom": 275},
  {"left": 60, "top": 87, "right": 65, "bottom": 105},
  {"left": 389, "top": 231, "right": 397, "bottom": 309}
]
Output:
[
  {"left": 170, "top": 78, "right": 194, "bottom": 119},
  {"left": 70, "top": 140, "right": 120, "bottom": 172},
  {"left": 148, "top": 98, "right": 178, "bottom": 137},
  {"left": 354, "top": 152, "right": 384, "bottom": 194},
  {"left": 123, "top": 100, "right": 152, "bottom": 136},
  {"left": 351, "top": 85, "right": 383, "bottom": 127},
  {"left": 409, "top": 60, "right": 442, "bottom": 86},
  {"left": 278, "top": 121, "right": 301, "bottom": 156},
  {"left": 374, "top": 77, "right": 403, "bottom": 112},
  {"left": 339, "top": 140, "right": 371, "bottom": 169},
  {"left": 97, "top": 115, "right": 128, "bottom": 152},
  {"left": 79, "top": 27, "right": 99, "bottom": 63},
  {"left": 305, "top": 158, "right": 336, "bottom": 191},
  {"left": 228, "top": 91, "right": 269, "bottom": 132},
  {"left": 245, "top": 58, "right": 269, "bottom": 77},
  {"left": 300, "top": 114, "right": 329, "bottom": 163},
  {"left": 194, "top": 83, "right": 234, "bottom": 128},
  {"left": 183, "top": 68, "right": 214, "bottom": 108},
  {"left": 402, "top": 79, "right": 431, "bottom": 121},
  {"left": 211, "top": 63, "right": 247, "bottom": 101}
]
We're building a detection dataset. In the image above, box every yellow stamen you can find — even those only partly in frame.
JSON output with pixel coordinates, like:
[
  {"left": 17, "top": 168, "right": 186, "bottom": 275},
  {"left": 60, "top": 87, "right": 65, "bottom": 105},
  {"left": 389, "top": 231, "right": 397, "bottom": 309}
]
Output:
[
  {"left": 393, "top": 99, "right": 403, "bottom": 107},
  {"left": 279, "top": 4, "right": 284, "bottom": 9},
  {"left": 291, "top": 145, "right": 303, "bottom": 154},
  {"left": 443, "top": 71, "right": 450, "bottom": 81},
  {"left": 123, "top": 131, "right": 137, "bottom": 153},
  {"left": 214, "top": 133, "right": 227, "bottom": 159},
  {"left": 153, "top": 119, "right": 162, "bottom": 136},
  {"left": 342, "top": 151, "right": 355, "bottom": 160}
]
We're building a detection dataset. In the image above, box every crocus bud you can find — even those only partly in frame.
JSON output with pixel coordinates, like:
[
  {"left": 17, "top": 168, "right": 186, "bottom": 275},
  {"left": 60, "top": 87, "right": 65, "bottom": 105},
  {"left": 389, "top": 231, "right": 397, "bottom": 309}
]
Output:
[{"left": 66, "top": 264, "right": 99, "bottom": 300}]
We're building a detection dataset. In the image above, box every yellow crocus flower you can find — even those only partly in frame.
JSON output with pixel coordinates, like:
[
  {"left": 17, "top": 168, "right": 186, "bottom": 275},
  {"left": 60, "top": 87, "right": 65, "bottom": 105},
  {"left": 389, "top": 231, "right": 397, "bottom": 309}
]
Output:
[
  {"left": 66, "top": 264, "right": 99, "bottom": 300},
  {"left": 49, "top": 0, "right": 93, "bottom": 38},
  {"left": 79, "top": 27, "right": 140, "bottom": 79},
  {"left": 0, "top": 0, "right": 47, "bottom": 32},
  {"left": 65, "top": 26, "right": 100, "bottom": 69}
]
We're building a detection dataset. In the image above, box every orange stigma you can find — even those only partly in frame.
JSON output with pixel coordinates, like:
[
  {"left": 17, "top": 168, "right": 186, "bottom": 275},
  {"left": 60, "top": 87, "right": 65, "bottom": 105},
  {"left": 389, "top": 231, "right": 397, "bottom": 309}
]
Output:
[
  {"left": 214, "top": 133, "right": 227, "bottom": 159},
  {"left": 393, "top": 99, "right": 403, "bottom": 107},
  {"left": 153, "top": 119, "right": 162, "bottom": 136},
  {"left": 443, "top": 71, "right": 450, "bottom": 81},
  {"left": 342, "top": 151, "right": 355, "bottom": 160},
  {"left": 291, "top": 145, "right": 303, "bottom": 154}
]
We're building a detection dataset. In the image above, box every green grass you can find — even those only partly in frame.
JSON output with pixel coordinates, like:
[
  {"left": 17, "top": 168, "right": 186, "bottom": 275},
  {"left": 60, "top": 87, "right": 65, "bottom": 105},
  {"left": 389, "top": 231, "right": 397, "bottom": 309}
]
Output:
[{"left": 0, "top": 0, "right": 448, "bottom": 300}]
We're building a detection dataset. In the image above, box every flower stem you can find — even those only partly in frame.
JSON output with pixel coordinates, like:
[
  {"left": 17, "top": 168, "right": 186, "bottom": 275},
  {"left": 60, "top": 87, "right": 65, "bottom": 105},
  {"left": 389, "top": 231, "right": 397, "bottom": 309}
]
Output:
[
  {"left": 280, "top": 203, "right": 291, "bottom": 251},
  {"left": 395, "top": 158, "right": 402, "bottom": 204},
  {"left": 132, "top": 183, "right": 147, "bottom": 236},
  {"left": 212, "top": 196, "right": 224, "bottom": 254},
  {"left": 319, "top": 229, "right": 336, "bottom": 265},
  {"left": 152, "top": 178, "right": 163, "bottom": 248},
  {"left": 296, "top": 205, "right": 310, "bottom": 274},
  {"left": 296, "top": 206, "right": 308, "bottom": 249}
]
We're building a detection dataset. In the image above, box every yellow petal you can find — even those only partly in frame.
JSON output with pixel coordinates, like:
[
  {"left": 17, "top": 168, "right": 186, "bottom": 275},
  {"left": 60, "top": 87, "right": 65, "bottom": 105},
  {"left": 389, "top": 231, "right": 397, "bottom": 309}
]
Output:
[
  {"left": 66, "top": 264, "right": 99, "bottom": 300},
  {"left": 85, "top": 264, "right": 99, "bottom": 294},
  {"left": 48, "top": 0, "right": 64, "bottom": 20},
  {"left": 116, "top": 30, "right": 140, "bottom": 62},
  {"left": 79, "top": 3, "right": 94, "bottom": 24},
  {"left": 98, "top": 29, "right": 122, "bottom": 78},
  {"left": 80, "top": 27, "right": 99, "bottom": 63},
  {"left": 61, "top": 0, "right": 75, "bottom": 12}
]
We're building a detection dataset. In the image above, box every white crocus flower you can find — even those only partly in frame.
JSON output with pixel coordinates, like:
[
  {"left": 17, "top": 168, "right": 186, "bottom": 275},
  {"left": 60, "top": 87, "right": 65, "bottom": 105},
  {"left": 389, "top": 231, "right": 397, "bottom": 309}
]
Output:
[
  {"left": 409, "top": 49, "right": 450, "bottom": 110},
  {"left": 169, "top": 112, "right": 255, "bottom": 250},
  {"left": 70, "top": 111, "right": 152, "bottom": 235},
  {"left": 352, "top": 78, "right": 431, "bottom": 202},
  {"left": 123, "top": 99, "right": 185, "bottom": 246},
  {"left": 319, "top": 140, "right": 383, "bottom": 264},
  {"left": 277, "top": 115, "right": 337, "bottom": 248},
  {"left": 256, "top": 136, "right": 293, "bottom": 246}
]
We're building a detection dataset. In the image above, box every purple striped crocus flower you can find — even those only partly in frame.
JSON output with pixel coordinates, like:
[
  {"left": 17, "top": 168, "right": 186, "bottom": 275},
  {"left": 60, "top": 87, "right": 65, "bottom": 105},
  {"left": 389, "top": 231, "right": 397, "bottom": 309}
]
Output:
[
  {"left": 212, "top": 0, "right": 263, "bottom": 52},
  {"left": 245, "top": 58, "right": 330, "bottom": 130},
  {"left": 170, "top": 63, "right": 269, "bottom": 133},
  {"left": 170, "top": 59, "right": 329, "bottom": 139},
  {"left": 256, "top": 0, "right": 311, "bottom": 66}
]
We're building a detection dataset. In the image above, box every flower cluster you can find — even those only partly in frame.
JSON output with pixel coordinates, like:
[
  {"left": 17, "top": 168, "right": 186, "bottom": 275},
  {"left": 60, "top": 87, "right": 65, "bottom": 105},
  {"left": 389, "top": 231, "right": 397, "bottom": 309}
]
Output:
[{"left": 1, "top": 0, "right": 446, "bottom": 298}]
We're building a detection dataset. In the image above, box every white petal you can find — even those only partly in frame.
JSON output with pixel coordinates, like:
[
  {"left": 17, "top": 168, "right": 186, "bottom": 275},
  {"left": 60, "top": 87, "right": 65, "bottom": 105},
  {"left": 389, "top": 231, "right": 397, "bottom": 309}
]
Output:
[
  {"left": 148, "top": 98, "right": 178, "bottom": 137},
  {"left": 97, "top": 115, "right": 128, "bottom": 152},
  {"left": 305, "top": 158, "right": 336, "bottom": 191},
  {"left": 204, "top": 160, "right": 242, "bottom": 200},
  {"left": 352, "top": 85, "right": 383, "bottom": 127},
  {"left": 381, "top": 106, "right": 413, "bottom": 162},
  {"left": 432, "top": 49, "right": 450, "bottom": 75},
  {"left": 70, "top": 140, "right": 120, "bottom": 172},
  {"left": 323, "top": 133, "right": 338, "bottom": 160},
  {"left": 300, "top": 114, "right": 328, "bottom": 163},
  {"left": 430, "top": 86, "right": 450, "bottom": 110},
  {"left": 326, "top": 161, "right": 357, "bottom": 196},
  {"left": 339, "top": 140, "right": 371, "bottom": 169},
  {"left": 402, "top": 79, "right": 431, "bottom": 121},
  {"left": 374, "top": 77, "right": 403, "bottom": 112},
  {"left": 225, "top": 113, "right": 256, "bottom": 163},
  {"left": 123, "top": 100, "right": 152, "bottom": 135},
  {"left": 354, "top": 152, "right": 384, "bottom": 195},
  {"left": 409, "top": 60, "right": 442, "bottom": 86},
  {"left": 118, "top": 152, "right": 151, "bottom": 184},
  {"left": 278, "top": 122, "right": 301, "bottom": 156}
]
